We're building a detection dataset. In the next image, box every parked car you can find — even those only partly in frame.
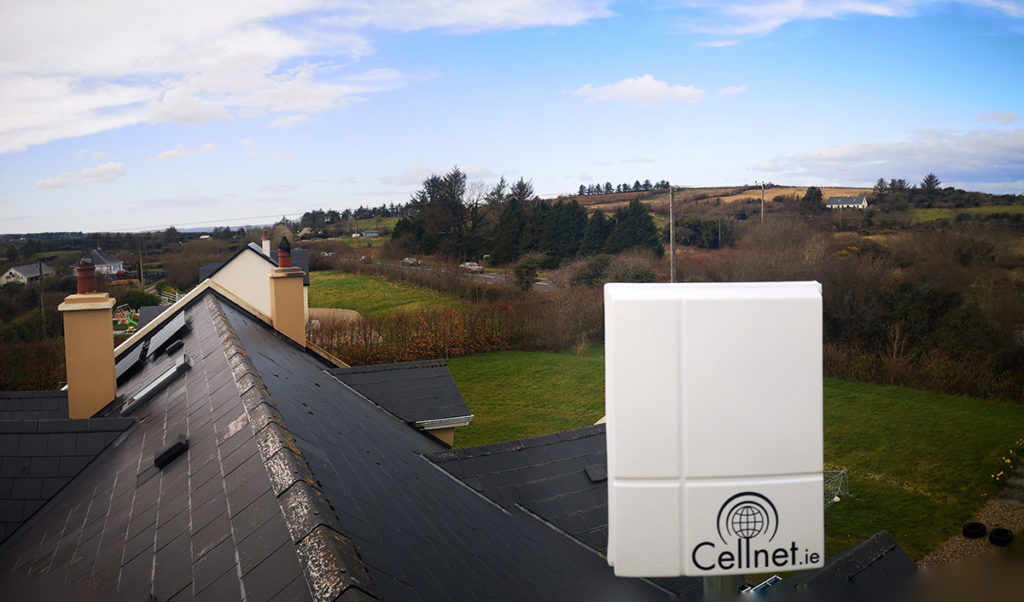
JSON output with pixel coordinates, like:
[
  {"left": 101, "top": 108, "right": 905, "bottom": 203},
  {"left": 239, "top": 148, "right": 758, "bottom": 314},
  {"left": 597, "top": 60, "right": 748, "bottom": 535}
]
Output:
[
  {"left": 459, "top": 261, "right": 484, "bottom": 274},
  {"left": 358, "top": 255, "right": 372, "bottom": 263},
  {"left": 402, "top": 257, "right": 421, "bottom": 266}
]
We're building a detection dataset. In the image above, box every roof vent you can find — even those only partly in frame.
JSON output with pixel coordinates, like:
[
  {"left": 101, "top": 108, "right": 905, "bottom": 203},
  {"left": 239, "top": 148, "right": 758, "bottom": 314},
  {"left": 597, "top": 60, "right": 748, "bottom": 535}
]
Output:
[
  {"left": 585, "top": 464, "right": 607, "bottom": 483},
  {"left": 155, "top": 434, "right": 189, "bottom": 469},
  {"left": 121, "top": 354, "right": 190, "bottom": 416}
]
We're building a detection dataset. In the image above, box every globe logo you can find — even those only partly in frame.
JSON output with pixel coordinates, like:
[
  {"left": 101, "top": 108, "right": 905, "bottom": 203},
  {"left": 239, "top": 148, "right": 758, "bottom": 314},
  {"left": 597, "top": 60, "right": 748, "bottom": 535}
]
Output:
[
  {"left": 716, "top": 492, "right": 779, "bottom": 543},
  {"left": 728, "top": 503, "right": 768, "bottom": 539}
]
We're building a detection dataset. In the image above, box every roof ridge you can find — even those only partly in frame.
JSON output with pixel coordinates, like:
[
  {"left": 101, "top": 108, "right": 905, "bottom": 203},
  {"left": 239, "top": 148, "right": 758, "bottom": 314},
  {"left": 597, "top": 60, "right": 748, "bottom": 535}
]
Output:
[{"left": 205, "top": 294, "right": 379, "bottom": 601}]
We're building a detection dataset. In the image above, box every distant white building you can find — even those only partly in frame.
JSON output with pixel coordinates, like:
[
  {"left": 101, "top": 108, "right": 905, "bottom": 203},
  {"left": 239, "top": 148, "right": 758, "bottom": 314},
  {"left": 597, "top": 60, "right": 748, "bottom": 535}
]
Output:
[
  {"left": 88, "top": 249, "right": 124, "bottom": 274},
  {"left": 1, "top": 263, "right": 54, "bottom": 286},
  {"left": 826, "top": 196, "right": 868, "bottom": 210}
]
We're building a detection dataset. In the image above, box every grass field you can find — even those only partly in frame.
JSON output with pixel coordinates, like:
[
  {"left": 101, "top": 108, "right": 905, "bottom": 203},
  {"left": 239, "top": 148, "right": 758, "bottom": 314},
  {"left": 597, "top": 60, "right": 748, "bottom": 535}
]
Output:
[
  {"left": 912, "top": 205, "right": 1024, "bottom": 223},
  {"left": 448, "top": 346, "right": 606, "bottom": 447},
  {"left": 448, "top": 347, "right": 1024, "bottom": 561},
  {"left": 309, "top": 271, "right": 464, "bottom": 317}
]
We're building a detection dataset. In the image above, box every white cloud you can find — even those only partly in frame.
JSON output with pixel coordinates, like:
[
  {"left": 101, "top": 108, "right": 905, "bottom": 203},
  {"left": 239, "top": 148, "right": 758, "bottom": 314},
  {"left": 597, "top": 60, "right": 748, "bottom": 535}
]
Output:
[
  {"left": 149, "top": 88, "right": 233, "bottom": 125},
  {"left": 241, "top": 138, "right": 257, "bottom": 147},
  {"left": 1, "top": 1, "right": 608, "bottom": 153},
  {"left": 37, "top": 162, "right": 126, "bottom": 188},
  {"left": 717, "top": 84, "right": 747, "bottom": 96},
  {"left": 689, "top": 1, "right": 1024, "bottom": 43},
  {"left": 977, "top": 111, "right": 1019, "bottom": 125},
  {"left": 150, "top": 143, "right": 217, "bottom": 160},
  {"left": 622, "top": 157, "right": 654, "bottom": 163},
  {"left": 92, "top": 151, "right": 106, "bottom": 159},
  {"left": 268, "top": 114, "right": 311, "bottom": 128},
  {"left": 318, "top": 0, "right": 613, "bottom": 32},
  {"left": 754, "top": 129, "right": 1024, "bottom": 186},
  {"left": 573, "top": 75, "right": 704, "bottom": 103},
  {"left": 260, "top": 183, "right": 297, "bottom": 193}
]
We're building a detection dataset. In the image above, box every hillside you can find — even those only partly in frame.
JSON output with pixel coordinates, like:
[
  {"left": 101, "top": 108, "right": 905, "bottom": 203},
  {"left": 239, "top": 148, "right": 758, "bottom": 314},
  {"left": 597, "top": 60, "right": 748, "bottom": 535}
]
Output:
[{"left": 567, "top": 185, "right": 873, "bottom": 213}]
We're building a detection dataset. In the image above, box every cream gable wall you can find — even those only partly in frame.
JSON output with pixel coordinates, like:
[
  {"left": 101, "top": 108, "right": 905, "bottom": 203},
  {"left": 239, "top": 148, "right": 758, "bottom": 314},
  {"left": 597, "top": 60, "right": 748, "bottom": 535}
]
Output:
[{"left": 209, "top": 250, "right": 274, "bottom": 316}]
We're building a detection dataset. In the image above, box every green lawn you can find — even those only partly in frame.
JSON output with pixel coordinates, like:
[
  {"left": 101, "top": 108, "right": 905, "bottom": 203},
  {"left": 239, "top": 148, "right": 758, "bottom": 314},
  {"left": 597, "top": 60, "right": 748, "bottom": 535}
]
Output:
[
  {"left": 448, "top": 347, "right": 1024, "bottom": 561},
  {"left": 448, "top": 346, "right": 606, "bottom": 448},
  {"left": 309, "top": 271, "right": 463, "bottom": 317}
]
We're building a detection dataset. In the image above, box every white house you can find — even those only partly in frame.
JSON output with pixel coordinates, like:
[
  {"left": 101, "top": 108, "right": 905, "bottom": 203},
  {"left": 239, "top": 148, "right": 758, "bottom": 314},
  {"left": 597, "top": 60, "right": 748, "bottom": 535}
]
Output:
[
  {"left": 88, "top": 249, "right": 124, "bottom": 274},
  {"left": 1, "top": 263, "right": 54, "bottom": 286},
  {"left": 826, "top": 196, "right": 868, "bottom": 210}
]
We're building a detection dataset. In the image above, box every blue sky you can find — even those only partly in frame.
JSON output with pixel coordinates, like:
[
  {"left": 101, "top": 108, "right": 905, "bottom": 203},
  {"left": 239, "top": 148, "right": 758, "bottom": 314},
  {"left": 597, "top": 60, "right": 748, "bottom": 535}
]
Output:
[{"left": 1, "top": 0, "right": 1022, "bottom": 234}]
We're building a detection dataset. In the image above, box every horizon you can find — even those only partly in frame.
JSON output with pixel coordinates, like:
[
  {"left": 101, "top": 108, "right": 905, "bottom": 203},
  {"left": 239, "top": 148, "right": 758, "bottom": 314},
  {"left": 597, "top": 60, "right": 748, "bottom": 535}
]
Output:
[{"left": 2, "top": 1, "right": 1022, "bottom": 235}]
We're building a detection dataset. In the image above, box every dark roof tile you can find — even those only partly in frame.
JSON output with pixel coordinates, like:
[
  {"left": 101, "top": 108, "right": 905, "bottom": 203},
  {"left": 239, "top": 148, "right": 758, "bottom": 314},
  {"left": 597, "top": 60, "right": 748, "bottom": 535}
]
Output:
[
  {"left": 327, "top": 360, "right": 472, "bottom": 425},
  {"left": 0, "top": 392, "right": 68, "bottom": 421}
]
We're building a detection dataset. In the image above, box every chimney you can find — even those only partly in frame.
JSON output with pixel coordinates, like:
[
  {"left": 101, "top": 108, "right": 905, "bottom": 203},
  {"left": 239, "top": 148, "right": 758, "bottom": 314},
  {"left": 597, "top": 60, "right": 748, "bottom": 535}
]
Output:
[
  {"left": 269, "top": 236, "right": 305, "bottom": 346},
  {"left": 261, "top": 229, "right": 271, "bottom": 256},
  {"left": 58, "top": 259, "right": 116, "bottom": 419}
]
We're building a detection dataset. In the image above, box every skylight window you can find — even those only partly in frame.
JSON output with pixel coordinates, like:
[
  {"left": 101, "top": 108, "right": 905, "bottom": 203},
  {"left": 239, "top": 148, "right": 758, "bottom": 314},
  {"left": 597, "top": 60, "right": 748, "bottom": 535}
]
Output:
[
  {"left": 121, "top": 354, "right": 190, "bottom": 416},
  {"left": 147, "top": 312, "right": 190, "bottom": 358}
]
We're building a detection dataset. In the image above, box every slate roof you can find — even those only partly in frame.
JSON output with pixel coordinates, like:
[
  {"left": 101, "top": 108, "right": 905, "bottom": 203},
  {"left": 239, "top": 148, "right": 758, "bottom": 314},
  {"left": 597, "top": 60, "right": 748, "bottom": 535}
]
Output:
[
  {"left": 0, "top": 416, "right": 134, "bottom": 542},
  {"left": 327, "top": 360, "right": 473, "bottom": 426},
  {"left": 0, "top": 392, "right": 69, "bottom": 421},
  {"left": 769, "top": 530, "right": 917, "bottom": 600},
  {"left": 428, "top": 424, "right": 609, "bottom": 550},
  {"left": 138, "top": 305, "right": 170, "bottom": 328},
  {"left": 8, "top": 264, "right": 54, "bottom": 280},
  {"left": 427, "top": 424, "right": 702, "bottom": 599},
  {"left": 87, "top": 249, "right": 123, "bottom": 269},
  {"left": 0, "top": 289, "right": 675, "bottom": 600},
  {"left": 826, "top": 196, "right": 868, "bottom": 207}
]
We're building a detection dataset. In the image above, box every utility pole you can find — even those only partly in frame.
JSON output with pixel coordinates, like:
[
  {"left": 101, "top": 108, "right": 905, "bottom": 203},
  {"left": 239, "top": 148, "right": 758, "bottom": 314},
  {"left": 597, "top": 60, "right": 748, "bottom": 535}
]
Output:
[
  {"left": 38, "top": 259, "right": 46, "bottom": 340},
  {"left": 759, "top": 181, "right": 766, "bottom": 225},
  {"left": 138, "top": 245, "right": 144, "bottom": 287},
  {"left": 669, "top": 183, "right": 675, "bottom": 283}
]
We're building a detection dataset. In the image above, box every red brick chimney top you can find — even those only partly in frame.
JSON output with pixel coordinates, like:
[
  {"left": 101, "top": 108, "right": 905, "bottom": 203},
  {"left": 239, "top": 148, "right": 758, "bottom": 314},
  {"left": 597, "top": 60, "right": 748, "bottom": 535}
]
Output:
[
  {"left": 277, "top": 236, "right": 292, "bottom": 268},
  {"left": 76, "top": 258, "right": 96, "bottom": 294}
]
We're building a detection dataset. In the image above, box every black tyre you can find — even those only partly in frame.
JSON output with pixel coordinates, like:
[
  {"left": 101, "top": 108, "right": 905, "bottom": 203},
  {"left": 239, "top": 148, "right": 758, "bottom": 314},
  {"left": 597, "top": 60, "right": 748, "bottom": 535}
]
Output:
[
  {"left": 988, "top": 528, "right": 1013, "bottom": 547},
  {"left": 962, "top": 522, "right": 987, "bottom": 539}
]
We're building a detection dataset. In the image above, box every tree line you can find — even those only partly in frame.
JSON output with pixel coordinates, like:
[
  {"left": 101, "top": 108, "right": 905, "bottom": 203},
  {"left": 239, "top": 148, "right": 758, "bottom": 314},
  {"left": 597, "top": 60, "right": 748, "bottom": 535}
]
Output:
[
  {"left": 577, "top": 179, "right": 670, "bottom": 196},
  {"left": 391, "top": 168, "right": 663, "bottom": 267}
]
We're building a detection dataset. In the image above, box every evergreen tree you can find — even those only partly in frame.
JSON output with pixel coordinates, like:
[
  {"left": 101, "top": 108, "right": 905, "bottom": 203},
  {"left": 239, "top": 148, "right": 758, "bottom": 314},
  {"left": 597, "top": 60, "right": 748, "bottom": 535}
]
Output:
[
  {"left": 492, "top": 196, "right": 526, "bottom": 264},
  {"left": 579, "top": 210, "right": 614, "bottom": 256},
  {"left": 605, "top": 199, "right": 663, "bottom": 256},
  {"left": 541, "top": 200, "right": 587, "bottom": 265}
]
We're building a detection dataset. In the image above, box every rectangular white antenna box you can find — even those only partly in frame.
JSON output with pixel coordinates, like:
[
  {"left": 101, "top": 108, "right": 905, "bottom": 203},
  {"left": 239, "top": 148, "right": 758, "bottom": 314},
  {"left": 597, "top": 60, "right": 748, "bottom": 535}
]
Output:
[{"left": 605, "top": 282, "right": 824, "bottom": 577}]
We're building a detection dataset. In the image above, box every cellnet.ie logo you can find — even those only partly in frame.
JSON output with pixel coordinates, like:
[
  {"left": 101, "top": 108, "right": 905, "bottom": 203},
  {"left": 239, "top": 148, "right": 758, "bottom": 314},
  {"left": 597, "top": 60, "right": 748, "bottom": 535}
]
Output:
[{"left": 691, "top": 492, "right": 821, "bottom": 572}]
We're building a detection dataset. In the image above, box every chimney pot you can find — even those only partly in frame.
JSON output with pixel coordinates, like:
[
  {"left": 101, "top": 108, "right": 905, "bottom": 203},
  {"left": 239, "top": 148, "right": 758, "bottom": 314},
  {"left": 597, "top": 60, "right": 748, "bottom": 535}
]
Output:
[
  {"left": 278, "top": 236, "right": 292, "bottom": 268},
  {"left": 76, "top": 258, "right": 97, "bottom": 294}
]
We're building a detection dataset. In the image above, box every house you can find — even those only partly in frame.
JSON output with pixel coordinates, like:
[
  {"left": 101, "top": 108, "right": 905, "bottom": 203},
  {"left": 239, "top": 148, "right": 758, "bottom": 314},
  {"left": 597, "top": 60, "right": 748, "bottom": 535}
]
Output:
[
  {"left": 0, "top": 253, "right": 677, "bottom": 600},
  {"left": 1, "top": 263, "right": 54, "bottom": 286},
  {"left": 196, "top": 233, "right": 309, "bottom": 320},
  {"left": 826, "top": 196, "right": 868, "bottom": 210},
  {"left": 0, "top": 250, "right": 921, "bottom": 600},
  {"left": 87, "top": 249, "right": 124, "bottom": 275}
]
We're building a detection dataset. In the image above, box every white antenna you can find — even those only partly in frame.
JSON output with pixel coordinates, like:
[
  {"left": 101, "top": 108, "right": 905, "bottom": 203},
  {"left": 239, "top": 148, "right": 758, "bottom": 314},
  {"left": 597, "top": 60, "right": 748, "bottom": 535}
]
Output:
[{"left": 605, "top": 282, "right": 824, "bottom": 587}]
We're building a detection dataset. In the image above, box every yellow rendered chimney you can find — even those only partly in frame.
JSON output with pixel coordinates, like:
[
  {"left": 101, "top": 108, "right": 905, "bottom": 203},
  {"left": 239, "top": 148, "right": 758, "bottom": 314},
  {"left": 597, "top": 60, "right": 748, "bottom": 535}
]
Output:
[
  {"left": 59, "top": 259, "right": 116, "bottom": 419},
  {"left": 269, "top": 237, "right": 306, "bottom": 346}
]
